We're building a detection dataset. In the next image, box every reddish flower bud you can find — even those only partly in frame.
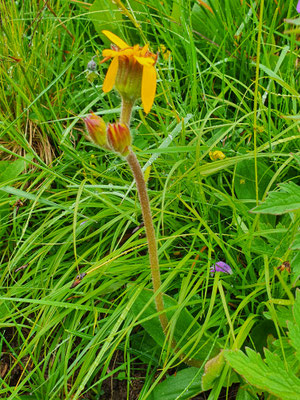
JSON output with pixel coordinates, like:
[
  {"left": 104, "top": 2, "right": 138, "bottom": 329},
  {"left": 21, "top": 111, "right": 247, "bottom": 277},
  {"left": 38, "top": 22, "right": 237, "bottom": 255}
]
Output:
[
  {"left": 107, "top": 123, "right": 132, "bottom": 156},
  {"left": 84, "top": 112, "right": 108, "bottom": 148}
]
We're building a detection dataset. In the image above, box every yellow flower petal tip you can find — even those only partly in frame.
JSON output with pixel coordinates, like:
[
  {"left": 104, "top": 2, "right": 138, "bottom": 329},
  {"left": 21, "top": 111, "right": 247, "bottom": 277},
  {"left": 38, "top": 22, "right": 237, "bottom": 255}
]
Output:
[
  {"left": 102, "top": 30, "right": 129, "bottom": 50},
  {"left": 142, "top": 65, "right": 156, "bottom": 114},
  {"left": 102, "top": 56, "right": 118, "bottom": 93}
]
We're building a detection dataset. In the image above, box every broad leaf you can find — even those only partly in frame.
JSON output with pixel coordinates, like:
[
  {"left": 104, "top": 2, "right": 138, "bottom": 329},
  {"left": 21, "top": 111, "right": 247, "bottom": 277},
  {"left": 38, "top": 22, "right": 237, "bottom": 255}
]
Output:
[
  {"left": 89, "top": 0, "right": 123, "bottom": 41},
  {"left": 0, "top": 159, "right": 28, "bottom": 183},
  {"left": 287, "top": 290, "right": 300, "bottom": 362},
  {"left": 202, "top": 350, "right": 225, "bottom": 390},
  {"left": 226, "top": 291, "right": 300, "bottom": 398},
  {"left": 0, "top": 158, "right": 30, "bottom": 238},
  {"left": 251, "top": 182, "right": 300, "bottom": 214},
  {"left": 225, "top": 347, "right": 300, "bottom": 400},
  {"left": 234, "top": 159, "right": 271, "bottom": 201},
  {"left": 236, "top": 385, "right": 260, "bottom": 400},
  {"left": 148, "top": 367, "right": 203, "bottom": 400}
]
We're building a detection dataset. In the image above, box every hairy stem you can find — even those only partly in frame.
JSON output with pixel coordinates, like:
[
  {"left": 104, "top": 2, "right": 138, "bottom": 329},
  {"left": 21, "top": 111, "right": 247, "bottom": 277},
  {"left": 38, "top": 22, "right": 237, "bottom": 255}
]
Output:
[
  {"left": 126, "top": 150, "right": 169, "bottom": 333},
  {"left": 126, "top": 150, "right": 201, "bottom": 368},
  {"left": 120, "top": 98, "right": 134, "bottom": 126}
]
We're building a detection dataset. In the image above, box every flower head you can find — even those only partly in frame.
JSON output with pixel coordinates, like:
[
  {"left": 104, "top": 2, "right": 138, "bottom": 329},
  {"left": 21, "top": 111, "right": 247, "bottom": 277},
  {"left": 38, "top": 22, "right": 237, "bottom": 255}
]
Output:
[
  {"left": 210, "top": 261, "right": 233, "bottom": 276},
  {"left": 101, "top": 30, "right": 157, "bottom": 114},
  {"left": 107, "top": 122, "right": 132, "bottom": 156},
  {"left": 297, "top": 0, "right": 300, "bottom": 13},
  {"left": 209, "top": 150, "right": 226, "bottom": 161},
  {"left": 84, "top": 112, "right": 108, "bottom": 148}
]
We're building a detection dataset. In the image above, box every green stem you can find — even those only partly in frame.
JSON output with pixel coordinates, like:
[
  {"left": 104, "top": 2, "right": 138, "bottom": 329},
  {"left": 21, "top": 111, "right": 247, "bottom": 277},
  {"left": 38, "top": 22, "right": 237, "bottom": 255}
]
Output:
[
  {"left": 126, "top": 150, "right": 201, "bottom": 368},
  {"left": 120, "top": 98, "right": 134, "bottom": 126}
]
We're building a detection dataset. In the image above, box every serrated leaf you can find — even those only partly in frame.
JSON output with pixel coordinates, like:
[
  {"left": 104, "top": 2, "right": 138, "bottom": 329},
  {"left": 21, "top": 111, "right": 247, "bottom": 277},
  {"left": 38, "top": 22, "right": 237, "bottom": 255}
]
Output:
[
  {"left": 129, "top": 286, "right": 220, "bottom": 363},
  {"left": 251, "top": 182, "right": 300, "bottom": 215},
  {"left": 225, "top": 347, "right": 300, "bottom": 400},
  {"left": 287, "top": 290, "right": 300, "bottom": 362},
  {"left": 148, "top": 367, "right": 203, "bottom": 400}
]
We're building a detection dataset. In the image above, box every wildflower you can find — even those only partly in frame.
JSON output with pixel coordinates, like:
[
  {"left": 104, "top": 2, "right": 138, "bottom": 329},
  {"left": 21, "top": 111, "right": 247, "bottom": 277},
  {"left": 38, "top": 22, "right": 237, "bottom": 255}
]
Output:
[
  {"left": 101, "top": 30, "right": 157, "bottom": 114},
  {"left": 84, "top": 112, "right": 108, "bottom": 148},
  {"left": 209, "top": 150, "right": 226, "bottom": 161},
  {"left": 107, "top": 122, "right": 132, "bottom": 156},
  {"left": 210, "top": 261, "right": 233, "bottom": 276},
  {"left": 158, "top": 44, "right": 171, "bottom": 61},
  {"left": 297, "top": 0, "right": 300, "bottom": 12}
]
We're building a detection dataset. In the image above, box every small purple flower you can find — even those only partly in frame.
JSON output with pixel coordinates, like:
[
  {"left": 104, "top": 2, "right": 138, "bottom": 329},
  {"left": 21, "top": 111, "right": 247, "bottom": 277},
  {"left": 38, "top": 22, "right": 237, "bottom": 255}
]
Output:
[
  {"left": 210, "top": 261, "right": 233, "bottom": 276},
  {"left": 297, "top": 1, "right": 300, "bottom": 13}
]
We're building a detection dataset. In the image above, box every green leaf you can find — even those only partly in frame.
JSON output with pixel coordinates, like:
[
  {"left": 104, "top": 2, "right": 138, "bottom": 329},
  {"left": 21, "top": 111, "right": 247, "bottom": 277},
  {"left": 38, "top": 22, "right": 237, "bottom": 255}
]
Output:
[
  {"left": 225, "top": 347, "right": 300, "bottom": 400},
  {"left": 236, "top": 385, "right": 260, "bottom": 400},
  {"left": 287, "top": 290, "right": 300, "bottom": 362},
  {"left": 234, "top": 159, "right": 271, "bottom": 201},
  {"left": 251, "top": 182, "right": 300, "bottom": 215},
  {"left": 291, "top": 232, "right": 300, "bottom": 250},
  {"left": 89, "top": 0, "right": 123, "bottom": 40},
  {"left": 249, "top": 319, "right": 277, "bottom": 354},
  {"left": 202, "top": 351, "right": 225, "bottom": 390},
  {"left": 148, "top": 367, "right": 203, "bottom": 400},
  {"left": 0, "top": 158, "right": 30, "bottom": 238},
  {"left": 0, "top": 158, "right": 28, "bottom": 183},
  {"left": 129, "top": 287, "right": 220, "bottom": 363}
]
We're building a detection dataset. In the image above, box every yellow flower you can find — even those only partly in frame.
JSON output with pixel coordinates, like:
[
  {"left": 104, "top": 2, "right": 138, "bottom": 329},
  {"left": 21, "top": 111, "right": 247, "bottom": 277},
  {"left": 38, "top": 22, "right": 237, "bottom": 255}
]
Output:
[
  {"left": 209, "top": 150, "right": 226, "bottom": 161},
  {"left": 158, "top": 44, "right": 171, "bottom": 61},
  {"left": 101, "top": 30, "right": 157, "bottom": 114}
]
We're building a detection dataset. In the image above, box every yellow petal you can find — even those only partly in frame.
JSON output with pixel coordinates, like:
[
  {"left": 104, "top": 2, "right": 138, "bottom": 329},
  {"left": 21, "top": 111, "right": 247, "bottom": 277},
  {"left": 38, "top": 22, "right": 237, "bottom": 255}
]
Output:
[
  {"left": 141, "top": 65, "right": 156, "bottom": 114},
  {"left": 102, "top": 30, "right": 129, "bottom": 50},
  {"left": 102, "top": 49, "right": 119, "bottom": 57},
  {"left": 134, "top": 56, "right": 155, "bottom": 66},
  {"left": 102, "top": 56, "right": 118, "bottom": 93},
  {"left": 119, "top": 48, "right": 135, "bottom": 56},
  {"left": 140, "top": 44, "right": 149, "bottom": 56}
]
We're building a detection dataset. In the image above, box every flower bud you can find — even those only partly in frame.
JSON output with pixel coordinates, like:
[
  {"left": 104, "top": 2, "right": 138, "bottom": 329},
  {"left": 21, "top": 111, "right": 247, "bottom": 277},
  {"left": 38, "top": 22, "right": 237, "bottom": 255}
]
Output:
[
  {"left": 107, "top": 122, "right": 132, "bottom": 156},
  {"left": 84, "top": 113, "right": 108, "bottom": 148}
]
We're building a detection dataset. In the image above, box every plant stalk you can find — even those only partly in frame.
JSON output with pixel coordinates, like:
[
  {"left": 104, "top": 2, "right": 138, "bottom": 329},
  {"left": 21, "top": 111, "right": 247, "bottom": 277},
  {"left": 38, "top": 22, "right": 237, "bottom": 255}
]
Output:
[
  {"left": 126, "top": 150, "right": 169, "bottom": 334},
  {"left": 120, "top": 98, "right": 134, "bottom": 126},
  {"left": 126, "top": 150, "right": 202, "bottom": 367}
]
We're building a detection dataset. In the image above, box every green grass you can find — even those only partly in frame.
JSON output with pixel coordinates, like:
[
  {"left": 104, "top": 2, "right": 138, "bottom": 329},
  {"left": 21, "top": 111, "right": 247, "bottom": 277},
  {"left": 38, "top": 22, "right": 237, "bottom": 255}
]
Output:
[{"left": 0, "top": 0, "right": 299, "bottom": 399}]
